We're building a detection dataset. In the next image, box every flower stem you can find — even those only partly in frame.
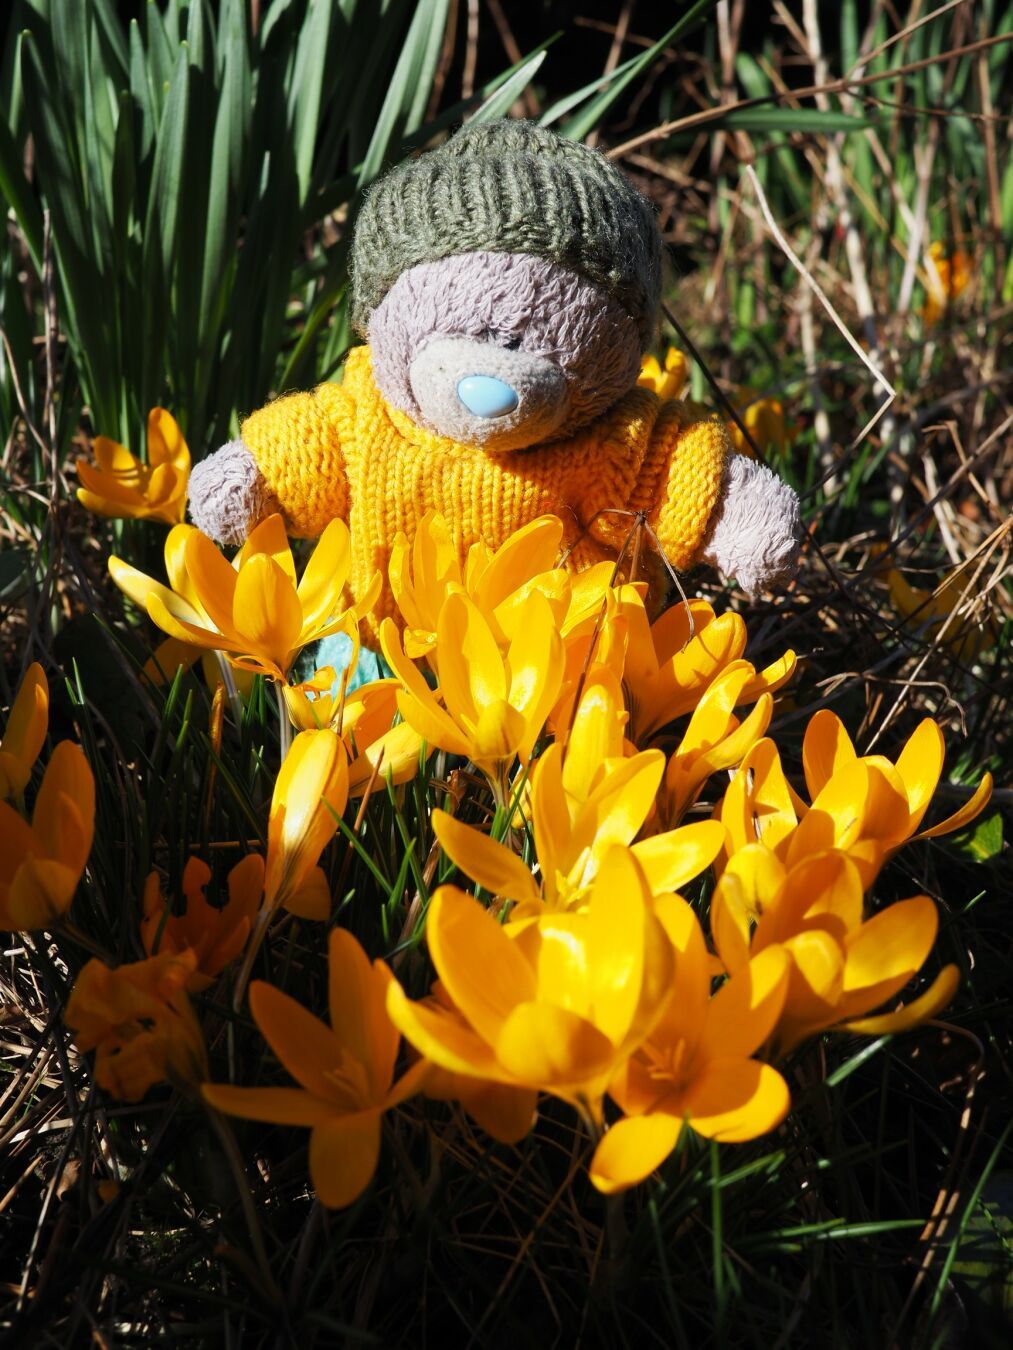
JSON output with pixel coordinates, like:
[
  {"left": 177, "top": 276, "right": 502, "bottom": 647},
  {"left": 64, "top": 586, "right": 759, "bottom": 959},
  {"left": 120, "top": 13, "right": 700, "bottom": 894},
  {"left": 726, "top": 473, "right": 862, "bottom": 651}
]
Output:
[
  {"left": 215, "top": 651, "right": 243, "bottom": 727},
  {"left": 275, "top": 681, "right": 291, "bottom": 760},
  {"left": 232, "top": 903, "right": 274, "bottom": 1014}
]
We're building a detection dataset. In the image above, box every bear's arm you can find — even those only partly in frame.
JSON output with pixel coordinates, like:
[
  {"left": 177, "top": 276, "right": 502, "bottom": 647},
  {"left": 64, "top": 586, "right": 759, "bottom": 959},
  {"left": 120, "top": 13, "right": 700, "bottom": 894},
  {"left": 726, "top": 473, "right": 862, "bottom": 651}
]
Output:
[
  {"left": 188, "top": 383, "right": 352, "bottom": 544},
  {"left": 629, "top": 402, "right": 802, "bottom": 593}
]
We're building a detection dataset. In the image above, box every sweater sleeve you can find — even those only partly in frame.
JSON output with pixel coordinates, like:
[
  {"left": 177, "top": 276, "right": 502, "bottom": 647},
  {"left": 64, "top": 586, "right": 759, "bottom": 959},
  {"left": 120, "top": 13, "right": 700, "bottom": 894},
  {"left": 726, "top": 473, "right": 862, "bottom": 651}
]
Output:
[
  {"left": 241, "top": 381, "right": 353, "bottom": 538},
  {"left": 628, "top": 400, "right": 730, "bottom": 571}
]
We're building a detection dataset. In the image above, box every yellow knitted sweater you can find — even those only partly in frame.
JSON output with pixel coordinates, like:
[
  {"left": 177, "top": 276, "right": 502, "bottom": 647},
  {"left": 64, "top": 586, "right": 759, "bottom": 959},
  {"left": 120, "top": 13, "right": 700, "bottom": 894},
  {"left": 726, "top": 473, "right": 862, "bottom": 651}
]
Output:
[{"left": 241, "top": 347, "right": 730, "bottom": 632}]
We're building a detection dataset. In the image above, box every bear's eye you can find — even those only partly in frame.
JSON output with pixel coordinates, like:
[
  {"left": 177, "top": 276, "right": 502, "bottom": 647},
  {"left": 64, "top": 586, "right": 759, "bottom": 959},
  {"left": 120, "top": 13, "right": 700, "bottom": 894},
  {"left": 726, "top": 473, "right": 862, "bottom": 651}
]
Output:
[{"left": 502, "top": 335, "right": 522, "bottom": 351}]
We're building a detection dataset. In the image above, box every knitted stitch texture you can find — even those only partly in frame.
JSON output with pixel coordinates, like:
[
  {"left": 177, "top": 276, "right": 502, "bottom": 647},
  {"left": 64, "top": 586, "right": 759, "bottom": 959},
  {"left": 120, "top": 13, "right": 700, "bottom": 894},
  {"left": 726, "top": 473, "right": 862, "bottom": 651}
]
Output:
[
  {"left": 351, "top": 120, "right": 662, "bottom": 346},
  {"left": 241, "top": 348, "right": 730, "bottom": 638}
]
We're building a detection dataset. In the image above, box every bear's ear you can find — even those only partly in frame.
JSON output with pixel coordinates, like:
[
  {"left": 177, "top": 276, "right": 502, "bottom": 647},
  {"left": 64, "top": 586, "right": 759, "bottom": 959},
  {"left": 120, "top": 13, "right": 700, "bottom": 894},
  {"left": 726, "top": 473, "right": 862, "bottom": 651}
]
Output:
[{"left": 188, "top": 440, "right": 279, "bottom": 547}]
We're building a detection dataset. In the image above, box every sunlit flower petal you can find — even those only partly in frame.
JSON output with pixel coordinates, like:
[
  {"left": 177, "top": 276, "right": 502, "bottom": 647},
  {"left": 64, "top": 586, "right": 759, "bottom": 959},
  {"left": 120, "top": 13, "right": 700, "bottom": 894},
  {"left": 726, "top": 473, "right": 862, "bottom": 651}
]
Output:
[
  {"left": 76, "top": 409, "right": 190, "bottom": 524},
  {"left": 0, "top": 662, "right": 48, "bottom": 799}
]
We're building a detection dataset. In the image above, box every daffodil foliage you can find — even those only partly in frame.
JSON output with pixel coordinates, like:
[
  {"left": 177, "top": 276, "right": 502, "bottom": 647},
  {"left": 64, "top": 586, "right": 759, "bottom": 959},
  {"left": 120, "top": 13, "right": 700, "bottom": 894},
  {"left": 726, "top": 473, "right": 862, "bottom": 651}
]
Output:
[{"left": 0, "top": 509, "right": 986, "bottom": 1209}]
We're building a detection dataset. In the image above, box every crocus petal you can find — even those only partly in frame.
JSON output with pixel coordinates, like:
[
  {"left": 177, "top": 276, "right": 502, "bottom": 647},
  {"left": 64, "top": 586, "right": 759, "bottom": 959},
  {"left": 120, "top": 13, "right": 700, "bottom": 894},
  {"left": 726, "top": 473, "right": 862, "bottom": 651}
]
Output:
[
  {"left": 453, "top": 1079, "right": 538, "bottom": 1143},
  {"left": 644, "top": 892, "right": 707, "bottom": 1056},
  {"left": 505, "top": 592, "right": 564, "bottom": 763},
  {"left": 631, "top": 820, "right": 727, "bottom": 893},
  {"left": 141, "top": 637, "right": 202, "bottom": 687},
  {"left": 385, "top": 980, "right": 507, "bottom": 1081},
  {"left": 584, "top": 751, "right": 665, "bottom": 854},
  {"left": 146, "top": 593, "right": 229, "bottom": 650},
  {"left": 432, "top": 809, "right": 541, "bottom": 904},
  {"left": 145, "top": 462, "right": 182, "bottom": 509},
  {"left": 802, "top": 710, "right": 857, "bottom": 800},
  {"left": 148, "top": 408, "right": 190, "bottom": 473},
  {"left": 248, "top": 980, "right": 355, "bottom": 1106},
  {"left": 109, "top": 556, "right": 202, "bottom": 624},
  {"left": 380, "top": 619, "right": 440, "bottom": 706},
  {"left": 681, "top": 1057, "right": 791, "bottom": 1142},
  {"left": 309, "top": 1109, "right": 382, "bottom": 1208},
  {"left": 893, "top": 719, "right": 945, "bottom": 833},
  {"left": 710, "top": 872, "right": 753, "bottom": 975},
  {"left": 383, "top": 1055, "right": 433, "bottom": 1110},
  {"left": 837, "top": 895, "right": 938, "bottom": 1020},
  {"left": 283, "top": 865, "right": 332, "bottom": 920},
  {"left": 235, "top": 513, "right": 297, "bottom": 584},
  {"left": 265, "top": 730, "right": 347, "bottom": 908},
  {"left": 297, "top": 519, "right": 352, "bottom": 634},
  {"left": 7, "top": 858, "right": 79, "bottom": 927},
  {"left": 438, "top": 592, "right": 506, "bottom": 723},
  {"left": 590, "top": 1112, "right": 684, "bottom": 1193},
  {"left": 0, "top": 662, "right": 48, "bottom": 796},
  {"left": 381, "top": 621, "right": 473, "bottom": 757},
  {"left": 75, "top": 488, "right": 145, "bottom": 520},
  {"left": 777, "top": 931, "right": 845, "bottom": 1048},
  {"left": 0, "top": 797, "right": 35, "bottom": 886},
  {"left": 840, "top": 963, "right": 959, "bottom": 1035},
  {"left": 754, "top": 851, "right": 863, "bottom": 950},
  {"left": 233, "top": 555, "right": 303, "bottom": 675},
  {"left": 348, "top": 723, "right": 426, "bottom": 794},
  {"left": 202, "top": 1084, "right": 336, "bottom": 1127},
  {"left": 496, "top": 1001, "right": 614, "bottom": 1089},
  {"left": 915, "top": 772, "right": 993, "bottom": 840},
  {"left": 33, "top": 742, "right": 94, "bottom": 871},
  {"left": 327, "top": 930, "right": 397, "bottom": 1100},
  {"left": 585, "top": 847, "right": 673, "bottom": 1050},
  {"left": 473, "top": 698, "right": 529, "bottom": 769},
  {"left": 92, "top": 435, "right": 137, "bottom": 476},
  {"left": 699, "top": 946, "right": 789, "bottom": 1061},
  {"left": 425, "top": 886, "right": 537, "bottom": 1046},
  {"left": 184, "top": 531, "right": 242, "bottom": 638},
  {"left": 737, "top": 650, "right": 797, "bottom": 704},
  {"left": 560, "top": 670, "right": 628, "bottom": 798},
  {"left": 530, "top": 746, "right": 575, "bottom": 885},
  {"left": 473, "top": 515, "right": 563, "bottom": 612},
  {"left": 394, "top": 690, "right": 473, "bottom": 761}
]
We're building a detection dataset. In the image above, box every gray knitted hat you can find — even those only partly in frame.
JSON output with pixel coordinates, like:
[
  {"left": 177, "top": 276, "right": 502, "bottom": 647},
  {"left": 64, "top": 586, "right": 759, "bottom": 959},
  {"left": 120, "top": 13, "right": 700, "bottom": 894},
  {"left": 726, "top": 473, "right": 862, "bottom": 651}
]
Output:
[{"left": 350, "top": 119, "right": 662, "bottom": 345}]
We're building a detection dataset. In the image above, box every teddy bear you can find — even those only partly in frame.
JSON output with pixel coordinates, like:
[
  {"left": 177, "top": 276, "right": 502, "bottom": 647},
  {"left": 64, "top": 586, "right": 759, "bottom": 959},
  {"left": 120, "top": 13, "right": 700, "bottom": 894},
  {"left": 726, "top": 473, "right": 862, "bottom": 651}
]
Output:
[{"left": 187, "top": 119, "right": 801, "bottom": 629}]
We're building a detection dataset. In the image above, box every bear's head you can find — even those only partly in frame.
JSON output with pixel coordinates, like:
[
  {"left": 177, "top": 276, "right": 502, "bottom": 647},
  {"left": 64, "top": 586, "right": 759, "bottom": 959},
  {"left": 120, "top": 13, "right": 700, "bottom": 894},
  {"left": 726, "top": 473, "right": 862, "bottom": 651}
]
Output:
[{"left": 354, "top": 120, "right": 663, "bottom": 452}]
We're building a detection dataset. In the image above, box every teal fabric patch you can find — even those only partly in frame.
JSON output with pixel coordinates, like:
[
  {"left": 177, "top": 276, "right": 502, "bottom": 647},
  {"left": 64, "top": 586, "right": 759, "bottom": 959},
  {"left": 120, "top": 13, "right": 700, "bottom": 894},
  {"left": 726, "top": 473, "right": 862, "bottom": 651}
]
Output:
[{"left": 295, "top": 634, "right": 391, "bottom": 692}]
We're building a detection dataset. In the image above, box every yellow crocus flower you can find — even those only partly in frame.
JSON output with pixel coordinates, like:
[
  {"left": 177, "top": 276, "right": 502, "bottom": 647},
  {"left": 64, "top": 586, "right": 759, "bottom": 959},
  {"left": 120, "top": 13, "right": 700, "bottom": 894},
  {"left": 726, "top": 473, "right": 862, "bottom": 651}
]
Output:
[
  {"left": 728, "top": 389, "right": 791, "bottom": 458},
  {"left": 142, "top": 855, "right": 265, "bottom": 993},
  {"left": 65, "top": 948, "right": 207, "bottom": 1102},
  {"left": 659, "top": 662, "right": 777, "bottom": 826},
  {"left": 76, "top": 408, "right": 190, "bottom": 524},
  {"left": 709, "top": 846, "right": 960, "bottom": 1054},
  {"left": 282, "top": 673, "right": 427, "bottom": 796},
  {"left": 264, "top": 729, "right": 349, "bottom": 920},
  {"left": 787, "top": 711, "right": 993, "bottom": 886},
  {"left": 432, "top": 672, "right": 725, "bottom": 915},
  {"left": 716, "top": 713, "right": 991, "bottom": 890},
  {"left": 111, "top": 514, "right": 379, "bottom": 683},
  {"left": 922, "top": 241, "right": 972, "bottom": 326},
  {"left": 591, "top": 897, "right": 790, "bottom": 1193},
  {"left": 386, "top": 848, "right": 675, "bottom": 1123},
  {"left": 390, "top": 510, "right": 577, "bottom": 662},
  {"left": 0, "top": 741, "right": 94, "bottom": 931},
  {"left": 0, "top": 661, "right": 48, "bottom": 798},
  {"left": 637, "top": 346, "right": 689, "bottom": 401},
  {"left": 203, "top": 928, "right": 429, "bottom": 1208},
  {"left": 380, "top": 589, "right": 563, "bottom": 792},
  {"left": 601, "top": 588, "right": 794, "bottom": 747}
]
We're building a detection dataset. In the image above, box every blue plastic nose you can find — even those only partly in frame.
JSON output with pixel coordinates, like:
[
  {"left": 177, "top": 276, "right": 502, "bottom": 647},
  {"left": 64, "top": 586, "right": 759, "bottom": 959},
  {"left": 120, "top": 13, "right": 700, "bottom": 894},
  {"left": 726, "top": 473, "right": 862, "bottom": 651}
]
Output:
[{"left": 456, "top": 374, "right": 519, "bottom": 418}]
